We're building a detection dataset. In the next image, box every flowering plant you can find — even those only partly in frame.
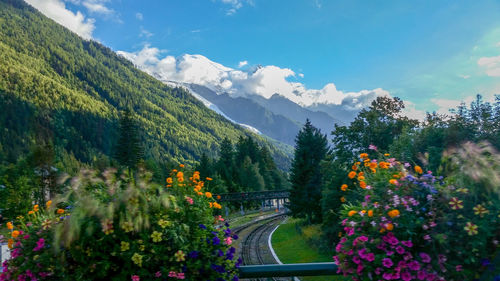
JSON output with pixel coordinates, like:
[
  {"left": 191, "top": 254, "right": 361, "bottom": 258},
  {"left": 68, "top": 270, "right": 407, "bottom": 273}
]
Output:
[
  {"left": 1, "top": 167, "right": 240, "bottom": 281},
  {"left": 333, "top": 147, "right": 499, "bottom": 281}
]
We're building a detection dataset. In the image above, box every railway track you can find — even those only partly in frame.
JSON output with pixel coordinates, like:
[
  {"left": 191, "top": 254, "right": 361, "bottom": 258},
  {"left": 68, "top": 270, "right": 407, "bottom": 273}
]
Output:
[{"left": 236, "top": 214, "right": 290, "bottom": 281}]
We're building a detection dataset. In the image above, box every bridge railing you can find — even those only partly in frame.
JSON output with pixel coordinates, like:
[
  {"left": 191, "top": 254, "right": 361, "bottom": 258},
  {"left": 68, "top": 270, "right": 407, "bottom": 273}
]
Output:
[{"left": 238, "top": 262, "right": 338, "bottom": 279}]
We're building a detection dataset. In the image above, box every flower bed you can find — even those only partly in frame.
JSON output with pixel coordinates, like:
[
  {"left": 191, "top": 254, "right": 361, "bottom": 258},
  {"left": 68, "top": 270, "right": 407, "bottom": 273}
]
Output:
[
  {"left": 1, "top": 167, "right": 240, "bottom": 281},
  {"left": 333, "top": 148, "right": 499, "bottom": 280}
]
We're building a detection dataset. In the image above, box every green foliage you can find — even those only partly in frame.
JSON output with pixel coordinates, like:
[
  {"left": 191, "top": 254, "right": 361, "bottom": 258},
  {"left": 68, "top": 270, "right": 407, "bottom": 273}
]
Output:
[
  {"left": 0, "top": 0, "right": 290, "bottom": 174},
  {"left": 1, "top": 168, "right": 241, "bottom": 280},
  {"left": 289, "top": 120, "right": 329, "bottom": 223},
  {"left": 115, "top": 108, "right": 144, "bottom": 170}
]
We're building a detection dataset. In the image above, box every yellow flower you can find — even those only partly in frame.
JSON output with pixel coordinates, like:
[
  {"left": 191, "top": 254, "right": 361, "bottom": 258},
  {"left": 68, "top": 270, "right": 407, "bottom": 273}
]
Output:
[
  {"left": 414, "top": 165, "right": 423, "bottom": 174},
  {"left": 464, "top": 222, "right": 478, "bottom": 236},
  {"left": 341, "top": 184, "right": 348, "bottom": 191},
  {"left": 121, "top": 221, "right": 134, "bottom": 232},
  {"left": 132, "top": 253, "right": 143, "bottom": 267},
  {"left": 175, "top": 250, "right": 186, "bottom": 262},
  {"left": 384, "top": 153, "right": 390, "bottom": 156},
  {"left": 151, "top": 231, "right": 163, "bottom": 242},
  {"left": 357, "top": 176, "right": 365, "bottom": 181},
  {"left": 473, "top": 204, "right": 489, "bottom": 217},
  {"left": 449, "top": 197, "right": 463, "bottom": 210},
  {"left": 456, "top": 188, "right": 469, "bottom": 194},
  {"left": 348, "top": 171, "right": 357, "bottom": 179},
  {"left": 166, "top": 177, "right": 173, "bottom": 184},
  {"left": 158, "top": 219, "right": 171, "bottom": 228},
  {"left": 120, "top": 241, "right": 130, "bottom": 251},
  {"left": 348, "top": 210, "right": 356, "bottom": 217},
  {"left": 46, "top": 200, "right": 52, "bottom": 209}
]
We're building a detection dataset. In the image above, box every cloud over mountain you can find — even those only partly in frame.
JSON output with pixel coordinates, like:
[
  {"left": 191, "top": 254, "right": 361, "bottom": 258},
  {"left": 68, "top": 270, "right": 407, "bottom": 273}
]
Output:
[{"left": 117, "top": 45, "right": 390, "bottom": 111}]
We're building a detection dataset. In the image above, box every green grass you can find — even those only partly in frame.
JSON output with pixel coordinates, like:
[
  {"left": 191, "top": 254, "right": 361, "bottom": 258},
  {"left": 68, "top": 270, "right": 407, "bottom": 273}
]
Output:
[
  {"left": 226, "top": 209, "right": 277, "bottom": 228},
  {"left": 271, "top": 218, "right": 346, "bottom": 281}
]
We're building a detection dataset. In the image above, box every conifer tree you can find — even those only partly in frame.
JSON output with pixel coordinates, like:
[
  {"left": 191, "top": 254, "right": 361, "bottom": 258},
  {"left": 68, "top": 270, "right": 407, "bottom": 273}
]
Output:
[
  {"left": 115, "top": 108, "right": 143, "bottom": 171},
  {"left": 216, "top": 137, "right": 235, "bottom": 192},
  {"left": 289, "top": 119, "right": 328, "bottom": 223}
]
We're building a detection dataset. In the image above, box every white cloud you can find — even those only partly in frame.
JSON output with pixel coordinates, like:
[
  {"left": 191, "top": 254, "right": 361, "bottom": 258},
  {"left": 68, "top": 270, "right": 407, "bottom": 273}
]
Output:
[
  {"left": 135, "top": 12, "right": 143, "bottom": 20},
  {"left": 139, "top": 26, "right": 153, "bottom": 38},
  {"left": 459, "top": 74, "right": 471, "bottom": 79},
  {"left": 117, "top": 45, "right": 389, "bottom": 110},
  {"left": 217, "top": 0, "right": 252, "bottom": 15},
  {"left": 238, "top": 60, "right": 248, "bottom": 68},
  {"left": 298, "top": 73, "right": 304, "bottom": 78},
  {"left": 402, "top": 101, "right": 427, "bottom": 121},
  {"left": 82, "top": 0, "right": 112, "bottom": 15},
  {"left": 24, "top": 0, "right": 95, "bottom": 39},
  {"left": 477, "top": 55, "right": 500, "bottom": 77}
]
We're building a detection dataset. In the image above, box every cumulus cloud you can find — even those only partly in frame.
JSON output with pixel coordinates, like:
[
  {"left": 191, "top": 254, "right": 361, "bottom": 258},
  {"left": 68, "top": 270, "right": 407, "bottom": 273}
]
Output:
[
  {"left": 135, "top": 12, "right": 143, "bottom": 20},
  {"left": 238, "top": 60, "right": 248, "bottom": 68},
  {"left": 117, "top": 45, "right": 390, "bottom": 111},
  {"left": 477, "top": 55, "right": 500, "bottom": 77},
  {"left": 24, "top": 0, "right": 95, "bottom": 39}
]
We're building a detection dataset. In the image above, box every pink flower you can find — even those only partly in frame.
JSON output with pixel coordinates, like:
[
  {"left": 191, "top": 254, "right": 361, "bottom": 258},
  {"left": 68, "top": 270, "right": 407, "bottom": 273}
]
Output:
[
  {"left": 168, "top": 272, "right": 177, "bottom": 277},
  {"left": 365, "top": 253, "right": 375, "bottom": 262},
  {"left": 455, "top": 265, "right": 462, "bottom": 272},
  {"left": 419, "top": 252, "right": 431, "bottom": 263},
  {"left": 417, "top": 270, "right": 426, "bottom": 280},
  {"left": 396, "top": 246, "right": 405, "bottom": 255},
  {"left": 33, "top": 238, "right": 45, "bottom": 252},
  {"left": 369, "top": 144, "right": 377, "bottom": 150},
  {"left": 375, "top": 267, "right": 383, "bottom": 275},
  {"left": 224, "top": 237, "right": 233, "bottom": 245},
  {"left": 357, "top": 264, "right": 364, "bottom": 274},
  {"left": 155, "top": 271, "right": 162, "bottom": 278},
  {"left": 352, "top": 256, "right": 361, "bottom": 264},
  {"left": 358, "top": 236, "right": 369, "bottom": 242},
  {"left": 382, "top": 258, "right": 394, "bottom": 268},
  {"left": 176, "top": 273, "right": 185, "bottom": 279},
  {"left": 185, "top": 197, "right": 193, "bottom": 205},
  {"left": 408, "top": 260, "right": 421, "bottom": 271},
  {"left": 22, "top": 235, "right": 30, "bottom": 240},
  {"left": 383, "top": 273, "right": 392, "bottom": 280},
  {"left": 131, "top": 275, "right": 140, "bottom": 281},
  {"left": 401, "top": 240, "right": 413, "bottom": 247}
]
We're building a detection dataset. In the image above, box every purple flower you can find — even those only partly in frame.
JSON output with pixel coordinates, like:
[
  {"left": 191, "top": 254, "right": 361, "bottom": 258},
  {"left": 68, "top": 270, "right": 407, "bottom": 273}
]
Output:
[
  {"left": 352, "top": 256, "right": 361, "bottom": 264},
  {"left": 33, "top": 238, "right": 45, "bottom": 252},
  {"left": 408, "top": 260, "right": 421, "bottom": 271},
  {"left": 382, "top": 258, "right": 394, "bottom": 268},
  {"left": 417, "top": 271, "right": 426, "bottom": 280},
  {"left": 419, "top": 252, "right": 431, "bottom": 263},
  {"left": 401, "top": 240, "right": 413, "bottom": 247},
  {"left": 401, "top": 272, "right": 412, "bottom": 281},
  {"left": 199, "top": 224, "right": 207, "bottom": 229},
  {"left": 212, "top": 236, "right": 220, "bottom": 245},
  {"left": 396, "top": 246, "right": 405, "bottom": 255},
  {"left": 383, "top": 273, "right": 393, "bottom": 280},
  {"left": 365, "top": 253, "right": 375, "bottom": 262}
]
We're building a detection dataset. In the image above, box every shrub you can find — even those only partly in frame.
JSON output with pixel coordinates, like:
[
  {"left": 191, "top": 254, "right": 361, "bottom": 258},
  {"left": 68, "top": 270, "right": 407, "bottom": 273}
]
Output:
[
  {"left": 333, "top": 145, "right": 499, "bottom": 281},
  {"left": 1, "top": 167, "right": 240, "bottom": 281}
]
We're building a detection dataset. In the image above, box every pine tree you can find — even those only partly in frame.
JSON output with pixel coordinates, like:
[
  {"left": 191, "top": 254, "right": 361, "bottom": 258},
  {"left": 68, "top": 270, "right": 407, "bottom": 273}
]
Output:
[
  {"left": 289, "top": 119, "right": 328, "bottom": 223},
  {"left": 216, "top": 137, "right": 235, "bottom": 192},
  {"left": 115, "top": 108, "right": 143, "bottom": 171}
]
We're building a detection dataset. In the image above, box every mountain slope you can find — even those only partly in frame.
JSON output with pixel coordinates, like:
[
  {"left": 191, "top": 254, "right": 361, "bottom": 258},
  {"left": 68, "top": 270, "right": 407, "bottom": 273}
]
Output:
[{"left": 0, "top": 0, "right": 291, "bottom": 169}]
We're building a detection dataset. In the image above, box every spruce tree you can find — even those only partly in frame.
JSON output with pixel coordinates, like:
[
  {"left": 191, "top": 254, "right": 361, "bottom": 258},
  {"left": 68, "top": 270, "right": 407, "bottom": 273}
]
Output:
[
  {"left": 216, "top": 137, "right": 235, "bottom": 192},
  {"left": 115, "top": 108, "right": 143, "bottom": 171},
  {"left": 289, "top": 119, "right": 328, "bottom": 223}
]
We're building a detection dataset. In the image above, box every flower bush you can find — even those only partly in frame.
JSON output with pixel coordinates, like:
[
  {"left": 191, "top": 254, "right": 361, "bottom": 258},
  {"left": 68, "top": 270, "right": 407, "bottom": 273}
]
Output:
[
  {"left": 333, "top": 146, "right": 499, "bottom": 281},
  {"left": 1, "top": 167, "right": 240, "bottom": 281}
]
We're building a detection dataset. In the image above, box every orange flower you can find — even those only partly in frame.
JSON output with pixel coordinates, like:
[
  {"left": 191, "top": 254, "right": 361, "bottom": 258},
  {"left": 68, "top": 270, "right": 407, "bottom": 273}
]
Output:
[
  {"left": 166, "top": 177, "right": 173, "bottom": 184},
  {"left": 359, "top": 181, "right": 367, "bottom": 189},
  {"left": 11, "top": 230, "right": 20, "bottom": 238},
  {"left": 392, "top": 174, "right": 400, "bottom": 178},
  {"left": 7, "top": 239, "right": 14, "bottom": 249},
  {"left": 179, "top": 164, "right": 185, "bottom": 168},
  {"left": 217, "top": 195, "right": 221, "bottom": 200},
  {"left": 197, "top": 192, "right": 203, "bottom": 196},
  {"left": 389, "top": 179, "right": 398, "bottom": 185},
  {"left": 379, "top": 162, "right": 390, "bottom": 169},
  {"left": 369, "top": 162, "right": 378, "bottom": 169},
  {"left": 351, "top": 165, "right": 358, "bottom": 171},
  {"left": 33, "top": 205, "right": 39, "bottom": 212},
  {"left": 368, "top": 210, "right": 373, "bottom": 217},
  {"left": 388, "top": 209, "right": 400, "bottom": 218},
  {"left": 341, "top": 184, "right": 348, "bottom": 191},
  {"left": 384, "top": 153, "right": 390, "bottom": 156},
  {"left": 348, "top": 210, "right": 356, "bottom": 217},
  {"left": 6, "top": 222, "right": 13, "bottom": 230},
  {"left": 206, "top": 177, "right": 213, "bottom": 181},
  {"left": 414, "top": 165, "right": 423, "bottom": 174},
  {"left": 57, "top": 208, "right": 65, "bottom": 214},
  {"left": 360, "top": 210, "right": 366, "bottom": 214},
  {"left": 209, "top": 202, "right": 213, "bottom": 208},
  {"left": 205, "top": 192, "right": 212, "bottom": 198},
  {"left": 358, "top": 172, "right": 364, "bottom": 177},
  {"left": 358, "top": 176, "right": 365, "bottom": 181},
  {"left": 370, "top": 168, "right": 377, "bottom": 173},
  {"left": 385, "top": 223, "right": 394, "bottom": 231},
  {"left": 340, "top": 197, "right": 346, "bottom": 203},
  {"left": 360, "top": 153, "right": 368, "bottom": 159},
  {"left": 348, "top": 171, "right": 357, "bottom": 179},
  {"left": 28, "top": 210, "right": 34, "bottom": 215},
  {"left": 46, "top": 200, "right": 52, "bottom": 209}
]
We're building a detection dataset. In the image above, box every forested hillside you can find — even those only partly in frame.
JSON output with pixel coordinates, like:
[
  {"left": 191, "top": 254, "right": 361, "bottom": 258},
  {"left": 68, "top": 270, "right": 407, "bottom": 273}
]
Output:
[{"left": 0, "top": 0, "right": 291, "bottom": 171}]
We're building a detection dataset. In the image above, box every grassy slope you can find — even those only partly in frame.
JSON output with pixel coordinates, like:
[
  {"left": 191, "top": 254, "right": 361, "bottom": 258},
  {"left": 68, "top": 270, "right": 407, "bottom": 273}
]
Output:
[{"left": 271, "top": 218, "right": 346, "bottom": 281}]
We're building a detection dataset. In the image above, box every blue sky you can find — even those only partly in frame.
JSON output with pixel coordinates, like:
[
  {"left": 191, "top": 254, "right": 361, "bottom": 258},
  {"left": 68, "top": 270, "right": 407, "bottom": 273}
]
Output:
[{"left": 25, "top": 0, "right": 500, "bottom": 118}]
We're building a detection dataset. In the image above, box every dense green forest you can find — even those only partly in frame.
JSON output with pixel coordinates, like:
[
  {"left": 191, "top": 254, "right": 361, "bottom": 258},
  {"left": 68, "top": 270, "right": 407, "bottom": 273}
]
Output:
[
  {"left": 287, "top": 94, "right": 500, "bottom": 251},
  {"left": 0, "top": 0, "right": 291, "bottom": 221}
]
